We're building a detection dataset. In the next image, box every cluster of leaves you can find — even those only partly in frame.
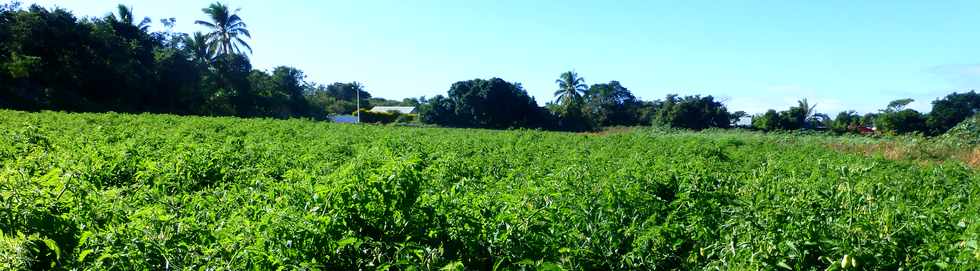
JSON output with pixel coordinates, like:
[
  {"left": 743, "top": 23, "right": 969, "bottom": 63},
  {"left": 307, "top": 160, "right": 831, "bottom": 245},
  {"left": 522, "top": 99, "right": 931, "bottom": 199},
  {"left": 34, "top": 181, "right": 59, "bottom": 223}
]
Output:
[{"left": 1, "top": 110, "right": 977, "bottom": 270}]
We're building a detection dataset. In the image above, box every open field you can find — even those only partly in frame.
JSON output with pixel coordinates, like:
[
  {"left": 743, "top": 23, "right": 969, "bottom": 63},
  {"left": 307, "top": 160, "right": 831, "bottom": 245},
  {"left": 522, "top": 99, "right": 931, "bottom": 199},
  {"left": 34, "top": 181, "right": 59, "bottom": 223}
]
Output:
[{"left": 1, "top": 110, "right": 978, "bottom": 270}]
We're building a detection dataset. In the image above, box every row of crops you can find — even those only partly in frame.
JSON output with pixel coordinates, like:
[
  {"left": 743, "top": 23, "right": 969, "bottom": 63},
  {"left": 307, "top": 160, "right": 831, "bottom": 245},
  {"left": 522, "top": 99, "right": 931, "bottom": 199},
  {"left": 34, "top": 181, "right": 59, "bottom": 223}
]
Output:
[{"left": 1, "top": 110, "right": 978, "bottom": 270}]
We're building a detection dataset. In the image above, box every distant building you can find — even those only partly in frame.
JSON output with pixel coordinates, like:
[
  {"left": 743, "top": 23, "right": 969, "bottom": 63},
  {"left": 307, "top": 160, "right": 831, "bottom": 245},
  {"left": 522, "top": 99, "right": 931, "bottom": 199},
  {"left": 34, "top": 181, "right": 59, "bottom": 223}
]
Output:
[
  {"left": 330, "top": 115, "right": 359, "bottom": 124},
  {"left": 370, "top": 106, "right": 417, "bottom": 114},
  {"left": 858, "top": 126, "right": 875, "bottom": 134}
]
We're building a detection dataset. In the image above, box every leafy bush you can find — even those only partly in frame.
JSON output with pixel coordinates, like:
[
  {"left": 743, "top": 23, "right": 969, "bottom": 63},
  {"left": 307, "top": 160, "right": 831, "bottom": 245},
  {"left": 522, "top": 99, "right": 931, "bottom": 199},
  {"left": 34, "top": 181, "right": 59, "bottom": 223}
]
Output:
[
  {"left": 941, "top": 113, "right": 980, "bottom": 145},
  {"left": 356, "top": 109, "right": 399, "bottom": 124},
  {"left": 876, "top": 109, "right": 928, "bottom": 135}
]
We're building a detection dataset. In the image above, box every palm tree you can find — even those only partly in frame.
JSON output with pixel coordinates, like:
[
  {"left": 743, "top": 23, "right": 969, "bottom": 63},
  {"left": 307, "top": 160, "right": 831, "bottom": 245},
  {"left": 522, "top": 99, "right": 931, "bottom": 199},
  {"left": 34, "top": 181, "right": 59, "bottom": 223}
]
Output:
[
  {"left": 798, "top": 98, "right": 817, "bottom": 119},
  {"left": 554, "top": 71, "right": 587, "bottom": 106},
  {"left": 351, "top": 82, "right": 364, "bottom": 123},
  {"left": 111, "top": 4, "right": 151, "bottom": 32},
  {"left": 186, "top": 32, "right": 213, "bottom": 63},
  {"left": 195, "top": 2, "right": 252, "bottom": 56},
  {"left": 797, "top": 98, "right": 819, "bottom": 128}
]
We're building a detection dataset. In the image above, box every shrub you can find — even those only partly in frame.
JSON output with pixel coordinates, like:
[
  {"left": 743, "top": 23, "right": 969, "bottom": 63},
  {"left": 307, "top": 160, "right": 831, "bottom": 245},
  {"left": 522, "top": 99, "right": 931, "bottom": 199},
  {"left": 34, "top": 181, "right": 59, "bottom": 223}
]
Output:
[{"left": 356, "top": 109, "right": 399, "bottom": 124}]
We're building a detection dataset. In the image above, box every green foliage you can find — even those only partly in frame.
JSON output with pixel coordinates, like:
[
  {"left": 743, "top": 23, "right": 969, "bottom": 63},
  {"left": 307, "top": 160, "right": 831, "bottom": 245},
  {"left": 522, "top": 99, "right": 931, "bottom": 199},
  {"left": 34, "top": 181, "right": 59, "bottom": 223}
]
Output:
[
  {"left": 831, "top": 111, "right": 862, "bottom": 134},
  {"left": 248, "top": 66, "right": 312, "bottom": 118},
  {"left": 941, "top": 113, "right": 980, "bottom": 145},
  {"left": 355, "top": 109, "right": 417, "bottom": 124},
  {"left": 0, "top": 4, "right": 414, "bottom": 121},
  {"left": 553, "top": 71, "right": 587, "bottom": 108},
  {"left": 1, "top": 110, "right": 976, "bottom": 270},
  {"left": 752, "top": 99, "right": 826, "bottom": 132},
  {"left": 928, "top": 91, "right": 980, "bottom": 135},
  {"left": 419, "top": 78, "right": 554, "bottom": 130},
  {"left": 583, "top": 81, "right": 651, "bottom": 127},
  {"left": 887, "top": 98, "right": 915, "bottom": 111},
  {"left": 877, "top": 109, "right": 928, "bottom": 135},
  {"left": 653, "top": 94, "right": 731, "bottom": 130},
  {"left": 194, "top": 2, "right": 252, "bottom": 56},
  {"left": 752, "top": 109, "right": 781, "bottom": 131}
]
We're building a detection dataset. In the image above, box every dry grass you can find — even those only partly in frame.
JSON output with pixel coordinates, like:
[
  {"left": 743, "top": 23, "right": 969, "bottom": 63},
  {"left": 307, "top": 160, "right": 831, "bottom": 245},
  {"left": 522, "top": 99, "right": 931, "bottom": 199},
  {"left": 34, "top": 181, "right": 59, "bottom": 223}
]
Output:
[
  {"left": 962, "top": 147, "right": 980, "bottom": 168},
  {"left": 828, "top": 141, "right": 980, "bottom": 168}
]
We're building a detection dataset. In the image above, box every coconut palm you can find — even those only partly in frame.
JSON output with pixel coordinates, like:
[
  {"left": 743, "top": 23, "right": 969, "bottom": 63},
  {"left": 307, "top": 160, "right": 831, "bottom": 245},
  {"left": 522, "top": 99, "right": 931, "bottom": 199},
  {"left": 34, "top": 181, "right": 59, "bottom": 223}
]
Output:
[
  {"left": 111, "top": 4, "right": 151, "bottom": 32},
  {"left": 195, "top": 2, "right": 252, "bottom": 56},
  {"left": 798, "top": 98, "right": 817, "bottom": 120},
  {"left": 554, "top": 71, "right": 587, "bottom": 106},
  {"left": 186, "top": 32, "right": 213, "bottom": 63},
  {"left": 797, "top": 98, "right": 821, "bottom": 128}
]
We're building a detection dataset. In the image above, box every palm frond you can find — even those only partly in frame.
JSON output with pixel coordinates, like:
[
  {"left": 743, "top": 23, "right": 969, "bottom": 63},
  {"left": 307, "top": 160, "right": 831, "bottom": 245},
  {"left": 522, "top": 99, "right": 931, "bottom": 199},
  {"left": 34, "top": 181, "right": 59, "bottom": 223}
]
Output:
[
  {"left": 196, "top": 2, "right": 251, "bottom": 57},
  {"left": 235, "top": 28, "right": 251, "bottom": 38},
  {"left": 235, "top": 37, "right": 252, "bottom": 53},
  {"left": 194, "top": 20, "right": 217, "bottom": 28}
]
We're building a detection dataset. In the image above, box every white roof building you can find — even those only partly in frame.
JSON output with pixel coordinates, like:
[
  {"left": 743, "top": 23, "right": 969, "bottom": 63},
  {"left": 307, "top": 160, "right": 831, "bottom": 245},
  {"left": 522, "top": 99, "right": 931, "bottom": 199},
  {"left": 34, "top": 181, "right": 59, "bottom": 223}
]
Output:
[
  {"left": 330, "top": 115, "right": 359, "bottom": 124},
  {"left": 370, "top": 106, "right": 417, "bottom": 114}
]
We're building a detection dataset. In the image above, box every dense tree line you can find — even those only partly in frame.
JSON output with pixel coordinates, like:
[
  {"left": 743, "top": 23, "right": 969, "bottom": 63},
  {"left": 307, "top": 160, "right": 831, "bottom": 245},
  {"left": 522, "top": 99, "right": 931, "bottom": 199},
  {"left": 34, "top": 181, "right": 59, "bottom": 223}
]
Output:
[
  {"left": 420, "top": 72, "right": 736, "bottom": 132},
  {"left": 0, "top": 2, "right": 403, "bottom": 120},
  {"left": 2, "top": 3, "right": 977, "bottom": 134},
  {"left": 751, "top": 92, "right": 980, "bottom": 136},
  {"left": 419, "top": 69, "right": 977, "bottom": 134}
]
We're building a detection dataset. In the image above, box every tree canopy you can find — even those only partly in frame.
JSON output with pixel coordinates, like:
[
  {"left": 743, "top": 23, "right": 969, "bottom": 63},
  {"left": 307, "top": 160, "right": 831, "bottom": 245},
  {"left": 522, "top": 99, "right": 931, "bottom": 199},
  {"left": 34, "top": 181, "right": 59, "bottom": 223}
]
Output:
[
  {"left": 195, "top": 2, "right": 251, "bottom": 56},
  {"left": 419, "top": 78, "right": 552, "bottom": 129},
  {"left": 0, "top": 2, "right": 976, "bottom": 135},
  {"left": 927, "top": 91, "right": 980, "bottom": 135},
  {"left": 0, "top": 2, "right": 408, "bottom": 120},
  {"left": 653, "top": 95, "right": 731, "bottom": 130}
]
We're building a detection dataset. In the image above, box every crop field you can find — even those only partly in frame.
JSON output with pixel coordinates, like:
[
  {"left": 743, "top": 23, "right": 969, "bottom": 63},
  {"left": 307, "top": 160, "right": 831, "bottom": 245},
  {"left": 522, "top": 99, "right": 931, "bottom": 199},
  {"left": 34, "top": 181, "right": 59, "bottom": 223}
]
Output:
[{"left": 1, "top": 110, "right": 978, "bottom": 270}]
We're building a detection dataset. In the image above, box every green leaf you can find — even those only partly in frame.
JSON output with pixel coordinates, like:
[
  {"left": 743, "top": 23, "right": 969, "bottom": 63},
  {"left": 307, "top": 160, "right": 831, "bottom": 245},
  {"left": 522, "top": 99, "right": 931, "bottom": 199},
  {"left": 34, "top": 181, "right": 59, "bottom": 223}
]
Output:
[
  {"left": 440, "top": 261, "right": 464, "bottom": 271},
  {"left": 78, "top": 231, "right": 93, "bottom": 246},
  {"left": 516, "top": 259, "right": 536, "bottom": 266},
  {"left": 537, "top": 262, "right": 564, "bottom": 271},
  {"left": 77, "top": 249, "right": 93, "bottom": 262},
  {"left": 42, "top": 238, "right": 61, "bottom": 260},
  {"left": 336, "top": 237, "right": 359, "bottom": 248}
]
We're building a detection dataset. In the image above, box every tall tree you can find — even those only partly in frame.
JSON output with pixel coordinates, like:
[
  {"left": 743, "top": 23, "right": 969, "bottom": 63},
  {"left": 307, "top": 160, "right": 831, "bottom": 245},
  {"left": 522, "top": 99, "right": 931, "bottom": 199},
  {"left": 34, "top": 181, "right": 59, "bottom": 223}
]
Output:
[
  {"left": 195, "top": 2, "right": 251, "bottom": 56},
  {"left": 752, "top": 110, "right": 780, "bottom": 131},
  {"left": 831, "top": 110, "right": 861, "bottom": 134},
  {"left": 730, "top": 111, "right": 748, "bottom": 127},
  {"left": 885, "top": 98, "right": 914, "bottom": 112},
  {"left": 797, "top": 98, "right": 817, "bottom": 122},
  {"left": 877, "top": 99, "right": 927, "bottom": 134},
  {"left": 419, "top": 78, "right": 552, "bottom": 129},
  {"left": 926, "top": 91, "right": 980, "bottom": 135},
  {"left": 655, "top": 94, "right": 732, "bottom": 130},
  {"left": 110, "top": 4, "right": 150, "bottom": 32},
  {"left": 584, "top": 81, "right": 641, "bottom": 126},
  {"left": 554, "top": 71, "right": 587, "bottom": 106},
  {"left": 186, "top": 32, "right": 213, "bottom": 63}
]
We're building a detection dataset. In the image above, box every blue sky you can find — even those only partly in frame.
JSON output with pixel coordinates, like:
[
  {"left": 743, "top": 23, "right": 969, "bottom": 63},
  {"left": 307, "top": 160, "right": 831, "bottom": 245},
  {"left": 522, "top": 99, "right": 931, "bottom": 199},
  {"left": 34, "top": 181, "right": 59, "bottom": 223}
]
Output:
[{"left": 21, "top": 0, "right": 980, "bottom": 114}]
